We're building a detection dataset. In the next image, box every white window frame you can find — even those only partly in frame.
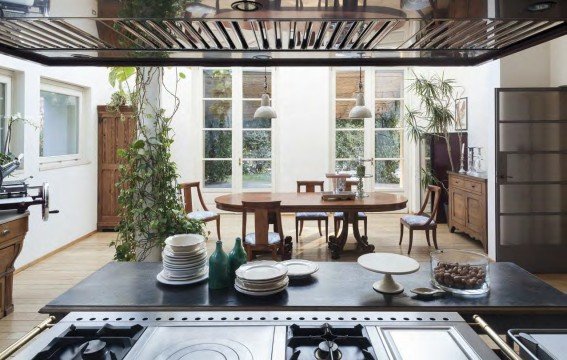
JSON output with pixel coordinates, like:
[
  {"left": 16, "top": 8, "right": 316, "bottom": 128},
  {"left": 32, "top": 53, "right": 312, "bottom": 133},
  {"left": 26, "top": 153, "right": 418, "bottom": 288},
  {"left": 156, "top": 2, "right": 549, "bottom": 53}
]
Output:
[
  {"left": 199, "top": 67, "right": 276, "bottom": 193},
  {"left": 39, "top": 79, "right": 86, "bottom": 166},
  {"left": 0, "top": 71, "right": 13, "bottom": 153},
  {"left": 373, "top": 68, "right": 406, "bottom": 192},
  {"left": 330, "top": 67, "right": 408, "bottom": 196}
]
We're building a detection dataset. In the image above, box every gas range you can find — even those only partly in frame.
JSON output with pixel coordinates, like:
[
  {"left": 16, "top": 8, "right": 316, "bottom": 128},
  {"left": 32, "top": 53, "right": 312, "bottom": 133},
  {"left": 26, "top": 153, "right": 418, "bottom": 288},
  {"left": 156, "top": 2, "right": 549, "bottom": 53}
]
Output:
[{"left": 14, "top": 311, "right": 499, "bottom": 360}]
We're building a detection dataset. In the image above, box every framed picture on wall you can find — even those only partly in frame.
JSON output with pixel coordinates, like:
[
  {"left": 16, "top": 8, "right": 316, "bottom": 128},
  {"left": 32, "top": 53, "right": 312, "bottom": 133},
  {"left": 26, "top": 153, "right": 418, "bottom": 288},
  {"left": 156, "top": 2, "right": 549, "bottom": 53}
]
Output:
[{"left": 455, "top": 97, "right": 468, "bottom": 131}]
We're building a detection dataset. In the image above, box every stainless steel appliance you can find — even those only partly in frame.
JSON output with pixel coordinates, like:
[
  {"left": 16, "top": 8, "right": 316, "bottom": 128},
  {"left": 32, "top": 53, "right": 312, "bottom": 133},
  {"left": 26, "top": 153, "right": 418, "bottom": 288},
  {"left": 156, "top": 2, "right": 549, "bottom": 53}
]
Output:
[
  {"left": 12, "top": 311, "right": 500, "bottom": 360},
  {"left": 0, "top": 154, "right": 56, "bottom": 220},
  {"left": 0, "top": 0, "right": 564, "bottom": 66}
]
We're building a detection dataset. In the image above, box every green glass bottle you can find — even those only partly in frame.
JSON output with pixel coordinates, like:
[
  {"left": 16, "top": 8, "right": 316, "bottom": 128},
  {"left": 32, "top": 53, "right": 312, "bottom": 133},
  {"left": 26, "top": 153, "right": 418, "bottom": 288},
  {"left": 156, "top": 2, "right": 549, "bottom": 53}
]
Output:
[
  {"left": 228, "top": 237, "right": 247, "bottom": 281},
  {"left": 208, "top": 240, "right": 230, "bottom": 289}
]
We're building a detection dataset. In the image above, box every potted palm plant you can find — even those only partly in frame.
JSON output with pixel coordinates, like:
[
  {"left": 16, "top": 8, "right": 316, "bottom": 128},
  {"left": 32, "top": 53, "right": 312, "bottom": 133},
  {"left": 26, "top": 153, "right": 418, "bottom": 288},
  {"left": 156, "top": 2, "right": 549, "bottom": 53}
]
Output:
[{"left": 405, "top": 71, "right": 465, "bottom": 221}]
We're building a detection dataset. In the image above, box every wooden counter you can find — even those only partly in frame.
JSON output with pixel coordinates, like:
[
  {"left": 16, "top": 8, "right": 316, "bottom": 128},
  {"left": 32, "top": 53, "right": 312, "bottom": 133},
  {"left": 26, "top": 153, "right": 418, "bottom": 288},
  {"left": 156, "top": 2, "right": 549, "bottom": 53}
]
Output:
[
  {"left": 0, "top": 210, "right": 29, "bottom": 318},
  {"left": 41, "top": 261, "right": 567, "bottom": 331}
]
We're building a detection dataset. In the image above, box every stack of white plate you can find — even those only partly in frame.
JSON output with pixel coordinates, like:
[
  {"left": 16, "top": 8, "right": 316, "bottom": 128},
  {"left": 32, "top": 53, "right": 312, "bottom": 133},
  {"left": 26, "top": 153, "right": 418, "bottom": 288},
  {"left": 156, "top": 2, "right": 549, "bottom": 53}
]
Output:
[
  {"left": 156, "top": 234, "right": 208, "bottom": 285},
  {"left": 235, "top": 261, "right": 289, "bottom": 296}
]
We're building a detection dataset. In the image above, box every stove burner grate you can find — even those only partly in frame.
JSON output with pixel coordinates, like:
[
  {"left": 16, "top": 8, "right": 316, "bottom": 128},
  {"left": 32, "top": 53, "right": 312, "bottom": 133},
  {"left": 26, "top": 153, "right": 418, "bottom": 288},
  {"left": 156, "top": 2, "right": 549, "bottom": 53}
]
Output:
[
  {"left": 287, "top": 323, "right": 376, "bottom": 360},
  {"left": 31, "top": 324, "right": 146, "bottom": 360}
]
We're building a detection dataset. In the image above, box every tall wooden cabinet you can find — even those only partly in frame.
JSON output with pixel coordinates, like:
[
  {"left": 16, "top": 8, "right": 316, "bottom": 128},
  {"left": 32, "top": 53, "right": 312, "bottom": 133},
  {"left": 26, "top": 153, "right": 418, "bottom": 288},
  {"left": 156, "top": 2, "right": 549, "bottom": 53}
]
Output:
[
  {"left": 448, "top": 172, "right": 488, "bottom": 252},
  {"left": 97, "top": 106, "right": 136, "bottom": 230},
  {"left": 0, "top": 211, "right": 28, "bottom": 318}
]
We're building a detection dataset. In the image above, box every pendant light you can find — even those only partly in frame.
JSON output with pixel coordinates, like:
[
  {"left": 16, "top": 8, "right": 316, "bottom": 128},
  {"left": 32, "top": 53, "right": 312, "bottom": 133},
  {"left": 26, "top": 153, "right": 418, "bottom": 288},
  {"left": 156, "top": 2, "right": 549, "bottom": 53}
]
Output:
[
  {"left": 349, "top": 54, "right": 372, "bottom": 119},
  {"left": 253, "top": 61, "right": 277, "bottom": 119}
]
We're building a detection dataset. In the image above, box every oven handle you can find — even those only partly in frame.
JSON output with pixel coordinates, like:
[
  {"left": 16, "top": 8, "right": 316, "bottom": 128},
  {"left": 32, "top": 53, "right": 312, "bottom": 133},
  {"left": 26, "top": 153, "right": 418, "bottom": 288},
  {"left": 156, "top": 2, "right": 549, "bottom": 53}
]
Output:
[
  {"left": 473, "top": 315, "right": 522, "bottom": 360},
  {"left": 0, "top": 316, "right": 55, "bottom": 360}
]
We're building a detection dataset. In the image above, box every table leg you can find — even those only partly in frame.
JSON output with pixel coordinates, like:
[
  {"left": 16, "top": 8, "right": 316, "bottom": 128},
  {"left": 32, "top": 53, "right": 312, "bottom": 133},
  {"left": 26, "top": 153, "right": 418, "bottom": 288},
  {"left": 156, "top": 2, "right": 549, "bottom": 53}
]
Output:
[
  {"left": 351, "top": 211, "right": 375, "bottom": 254},
  {"left": 328, "top": 211, "right": 374, "bottom": 259}
]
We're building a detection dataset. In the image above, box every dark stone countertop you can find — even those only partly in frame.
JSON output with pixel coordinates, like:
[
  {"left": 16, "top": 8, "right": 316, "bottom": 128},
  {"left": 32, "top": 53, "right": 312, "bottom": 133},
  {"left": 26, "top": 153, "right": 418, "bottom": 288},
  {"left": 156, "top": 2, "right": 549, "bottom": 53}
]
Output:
[{"left": 41, "top": 261, "right": 567, "bottom": 316}]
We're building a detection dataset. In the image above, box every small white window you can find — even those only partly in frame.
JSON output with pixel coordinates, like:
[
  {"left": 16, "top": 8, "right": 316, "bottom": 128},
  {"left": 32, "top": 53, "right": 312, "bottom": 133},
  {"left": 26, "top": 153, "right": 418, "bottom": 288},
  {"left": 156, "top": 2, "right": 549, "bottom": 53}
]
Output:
[{"left": 39, "top": 80, "right": 84, "bottom": 163}]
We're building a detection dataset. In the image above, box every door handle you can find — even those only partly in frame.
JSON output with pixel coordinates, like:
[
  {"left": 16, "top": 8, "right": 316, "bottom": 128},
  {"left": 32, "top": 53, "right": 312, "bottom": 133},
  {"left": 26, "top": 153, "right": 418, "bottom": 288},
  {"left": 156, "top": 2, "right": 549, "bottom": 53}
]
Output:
[{"left": 238, "top": 158, "right": 242, "bottom": 166}]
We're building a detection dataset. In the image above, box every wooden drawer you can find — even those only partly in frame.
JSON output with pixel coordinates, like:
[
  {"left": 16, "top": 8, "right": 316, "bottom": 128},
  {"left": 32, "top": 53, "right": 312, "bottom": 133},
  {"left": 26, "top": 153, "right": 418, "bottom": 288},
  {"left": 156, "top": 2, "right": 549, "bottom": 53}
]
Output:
[
  {"left": 450, "top": 176, "right": 466, "bottom": 189},
  {"left": 464, "top": 180, "right": 483, "bottom": 195},
  {"left": 0, "top": 217, "right": 27, "bottom": 243}
]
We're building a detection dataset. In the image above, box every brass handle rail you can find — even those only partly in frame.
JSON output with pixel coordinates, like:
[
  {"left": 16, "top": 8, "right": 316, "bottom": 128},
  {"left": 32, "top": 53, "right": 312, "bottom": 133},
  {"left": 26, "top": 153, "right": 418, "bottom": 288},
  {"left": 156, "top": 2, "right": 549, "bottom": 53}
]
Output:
[
  {"left": 0, "top": 316, "right": 55, "bottom": 360},
  {"left": 473, "top": 315, "right": 522, "bottom": 360}
]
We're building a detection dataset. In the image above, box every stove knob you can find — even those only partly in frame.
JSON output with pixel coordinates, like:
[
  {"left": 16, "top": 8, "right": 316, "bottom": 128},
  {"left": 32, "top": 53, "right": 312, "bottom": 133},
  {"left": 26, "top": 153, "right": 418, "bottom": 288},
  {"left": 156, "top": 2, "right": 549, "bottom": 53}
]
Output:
[{"left": 81, "top": 340, "right": 109, "bottom": 360}]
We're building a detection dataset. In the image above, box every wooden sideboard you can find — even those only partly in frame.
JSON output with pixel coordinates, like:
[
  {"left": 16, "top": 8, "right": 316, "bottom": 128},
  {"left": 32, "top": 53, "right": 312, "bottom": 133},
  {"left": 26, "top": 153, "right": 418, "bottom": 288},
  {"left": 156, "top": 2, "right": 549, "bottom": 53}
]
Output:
[
  {"left": 0, "top": 211, "right": 29, "bottom": 318},
  {"left": 448, "top": 172, "right": 488, "bottom": 252}
]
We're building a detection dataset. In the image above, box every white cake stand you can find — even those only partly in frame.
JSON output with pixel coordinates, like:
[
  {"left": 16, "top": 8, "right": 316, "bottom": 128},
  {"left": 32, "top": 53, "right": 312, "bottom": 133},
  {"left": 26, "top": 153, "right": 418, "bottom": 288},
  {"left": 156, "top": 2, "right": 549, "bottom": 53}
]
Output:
[{"left": 358, "top": 253, "right": 420, "bottom": 294}]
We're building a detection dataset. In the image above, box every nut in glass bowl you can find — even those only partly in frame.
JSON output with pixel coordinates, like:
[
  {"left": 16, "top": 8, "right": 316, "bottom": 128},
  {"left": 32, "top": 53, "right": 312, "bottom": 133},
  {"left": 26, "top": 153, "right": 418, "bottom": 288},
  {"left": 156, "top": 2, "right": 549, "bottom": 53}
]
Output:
[{"left": 430, "top": 249, "right": 490, "bottom": 296}]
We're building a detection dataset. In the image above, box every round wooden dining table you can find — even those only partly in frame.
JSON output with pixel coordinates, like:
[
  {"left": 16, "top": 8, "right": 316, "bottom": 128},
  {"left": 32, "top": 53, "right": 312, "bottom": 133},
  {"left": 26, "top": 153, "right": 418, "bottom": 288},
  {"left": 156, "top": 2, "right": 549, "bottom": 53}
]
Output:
[{"left": 215, "top": 192, "right": 408, "bottom": 259}]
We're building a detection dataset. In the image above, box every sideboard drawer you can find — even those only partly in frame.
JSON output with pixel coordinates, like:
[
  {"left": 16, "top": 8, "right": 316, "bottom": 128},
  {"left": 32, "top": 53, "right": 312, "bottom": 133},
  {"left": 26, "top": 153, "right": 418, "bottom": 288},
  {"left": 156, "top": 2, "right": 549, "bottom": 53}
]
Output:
[
  {"left": 450, "top": 176, "right": 465, "bottom": 189},
  {"left": 464, "top": 180, "right": 483, "bottom": 195},
  {"left": 0, "top": 217, "right": 27, "bottom": 243}
]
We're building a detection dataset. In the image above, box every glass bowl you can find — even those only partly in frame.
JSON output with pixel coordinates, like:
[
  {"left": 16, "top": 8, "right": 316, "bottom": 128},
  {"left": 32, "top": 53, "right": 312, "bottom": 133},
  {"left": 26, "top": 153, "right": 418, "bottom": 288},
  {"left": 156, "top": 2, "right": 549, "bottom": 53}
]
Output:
[{"left": 430, "top": 249, "right": 490, "bottom": 296}]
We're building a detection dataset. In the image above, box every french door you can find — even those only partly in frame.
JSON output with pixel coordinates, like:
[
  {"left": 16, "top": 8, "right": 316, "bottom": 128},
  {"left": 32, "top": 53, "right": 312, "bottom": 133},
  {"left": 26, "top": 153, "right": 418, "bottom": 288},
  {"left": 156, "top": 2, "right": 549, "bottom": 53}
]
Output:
[
  {"left": 333, "top": 69, "right": 405, "bottom": 193},
  {"left": 202, "top": 68, "right": 274, "bottom": 192}
]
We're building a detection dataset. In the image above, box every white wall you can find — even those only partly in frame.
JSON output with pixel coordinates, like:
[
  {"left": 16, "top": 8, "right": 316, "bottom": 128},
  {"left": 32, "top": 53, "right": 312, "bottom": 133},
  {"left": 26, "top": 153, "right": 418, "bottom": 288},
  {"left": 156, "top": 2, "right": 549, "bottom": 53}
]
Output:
[
  {"left": 550, "top": 36, "right": 567, "bottom": 87},
  {"left": 0, "top": 54, "right": 113, "bottom": 268}
]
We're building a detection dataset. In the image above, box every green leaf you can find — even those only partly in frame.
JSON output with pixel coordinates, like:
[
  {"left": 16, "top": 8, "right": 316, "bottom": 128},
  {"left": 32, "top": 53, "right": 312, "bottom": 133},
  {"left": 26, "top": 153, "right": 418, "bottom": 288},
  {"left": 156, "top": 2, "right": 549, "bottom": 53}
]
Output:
[
  {"left": 179, "top": 72, "right": 186, "bottom": 79},
  {"left": 132, "top": 139, "right": 145, "bottom": 149}
]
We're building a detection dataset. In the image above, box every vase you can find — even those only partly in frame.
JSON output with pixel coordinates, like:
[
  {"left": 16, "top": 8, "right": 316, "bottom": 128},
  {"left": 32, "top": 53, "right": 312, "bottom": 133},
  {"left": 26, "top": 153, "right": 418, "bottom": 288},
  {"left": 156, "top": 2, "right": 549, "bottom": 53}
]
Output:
[
  {"left": 228, "top": 237, "right": 247, "bottom": 281},
  {"left": 208, "top": 240, "right": 230, "bottom": 289}
]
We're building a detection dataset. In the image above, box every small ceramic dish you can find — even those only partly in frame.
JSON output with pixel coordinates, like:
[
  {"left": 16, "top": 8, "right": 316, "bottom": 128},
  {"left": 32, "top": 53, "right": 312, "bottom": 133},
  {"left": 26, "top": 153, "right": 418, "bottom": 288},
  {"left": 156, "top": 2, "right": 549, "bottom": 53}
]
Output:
[{"left": 410, "top": 287, "right": 446, "bottom": 298}]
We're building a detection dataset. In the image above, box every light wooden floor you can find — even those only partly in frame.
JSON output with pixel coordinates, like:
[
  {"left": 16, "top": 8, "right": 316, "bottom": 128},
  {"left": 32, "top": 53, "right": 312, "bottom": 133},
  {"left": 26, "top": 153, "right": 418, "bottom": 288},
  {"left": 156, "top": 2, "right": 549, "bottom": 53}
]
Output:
[{"left": 1, "top": 213, "right": 565, "bottom": 354}]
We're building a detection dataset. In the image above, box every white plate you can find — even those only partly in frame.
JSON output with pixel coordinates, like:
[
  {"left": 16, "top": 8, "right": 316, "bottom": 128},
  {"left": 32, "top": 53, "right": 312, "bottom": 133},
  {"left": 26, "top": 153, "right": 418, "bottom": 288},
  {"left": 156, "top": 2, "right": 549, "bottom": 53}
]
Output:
[
  {"left": 234, "top": 282, "right": 288, "bottom": 296},
  {"left": 281, "top": 259, "right": 319, "bottom": 278},
  {"left": 163, "top": 266, "right": 207, "bottom": 278},
  {"left": 163, "top": 255, "right": 207, "bottom": 265},
  {"left": 163, "top": 245, "right": 206, "bottom": 258},
  {"left": 357, "top": 253, "right": 420, "bottom": 275},
  {"left": 235, "top": 261, "right": 288, "bottom": 282},
  {"left": 156, "top": 269, "right": 208, "bottom": 285},
  {"left": 235, "top": 276, "right": 289, "bottom": 291},
  {"left": 162, "top": 251, "right": 207, "bottom": 261}
]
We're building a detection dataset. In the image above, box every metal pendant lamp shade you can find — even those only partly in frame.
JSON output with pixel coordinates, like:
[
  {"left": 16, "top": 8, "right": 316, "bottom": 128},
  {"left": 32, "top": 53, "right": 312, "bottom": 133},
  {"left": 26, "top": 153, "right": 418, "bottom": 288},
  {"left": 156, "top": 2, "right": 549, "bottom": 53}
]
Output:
[
  {"left": 349, "top": 92, "right": 372, "bottom": 118},
  {"left": 254, "top": 93, "right": 277, "bottom": 119}
]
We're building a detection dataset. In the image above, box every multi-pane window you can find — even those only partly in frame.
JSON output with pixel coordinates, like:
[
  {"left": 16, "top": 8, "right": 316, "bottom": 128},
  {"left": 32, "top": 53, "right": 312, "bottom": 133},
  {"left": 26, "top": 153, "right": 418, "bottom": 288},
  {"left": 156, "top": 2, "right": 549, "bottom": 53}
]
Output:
[
  {"left": 203, "top": 69, "right": 233, "bottom": 188},
  {"left": 374, "top": 70, "right": 404, "bottom": 188},
  {"left": 334, "top": 70, "right": 363, "bottom": 172},
  {"left": 202, "top": 68, "right": 273, "bottom": 190},
  {"left": 242, "top": 70, "right": 272, "bottom": 189},
  {"left": 333, "top": 69, "right": 405, "bottom": 191},
  {"left": 0, "top": 80, "right": 8, "bottom": 153},
  {"left": 39, "top": 81, "right": 82, "bottom": 159}
]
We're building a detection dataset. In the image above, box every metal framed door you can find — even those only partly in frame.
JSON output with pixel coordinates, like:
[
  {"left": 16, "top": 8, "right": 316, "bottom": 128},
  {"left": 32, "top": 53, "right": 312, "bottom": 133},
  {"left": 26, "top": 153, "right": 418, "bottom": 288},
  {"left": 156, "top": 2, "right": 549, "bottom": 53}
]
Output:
[{"left": 495, "top": 87, "right": 567, "bottom": 272}]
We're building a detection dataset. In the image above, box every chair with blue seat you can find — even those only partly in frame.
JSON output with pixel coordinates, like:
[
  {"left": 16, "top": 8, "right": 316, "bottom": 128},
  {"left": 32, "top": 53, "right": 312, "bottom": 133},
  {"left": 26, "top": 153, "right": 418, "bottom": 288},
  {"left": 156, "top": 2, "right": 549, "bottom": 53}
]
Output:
[
  {"left": 295, "top": 181, "right": 328, "bottom": 243},
  {"left": 399, "top": 185, "right": 441, "bottom": 255},
  {"left": 333, "top": 180, "right": 368, "bottom": 238},
  {"left": 180, "top": 182, "right": 221, "bottom": 240},
  {"left": 242, "top": 200, "right": 292, "bottom": 261}
]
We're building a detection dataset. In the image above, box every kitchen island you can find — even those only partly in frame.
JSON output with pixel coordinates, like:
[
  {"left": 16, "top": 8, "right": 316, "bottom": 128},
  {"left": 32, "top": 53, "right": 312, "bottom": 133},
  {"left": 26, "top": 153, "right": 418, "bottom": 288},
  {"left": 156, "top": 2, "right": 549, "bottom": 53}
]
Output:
[{"left": 41, "top": 261, "right": 567, "bottom": 332}]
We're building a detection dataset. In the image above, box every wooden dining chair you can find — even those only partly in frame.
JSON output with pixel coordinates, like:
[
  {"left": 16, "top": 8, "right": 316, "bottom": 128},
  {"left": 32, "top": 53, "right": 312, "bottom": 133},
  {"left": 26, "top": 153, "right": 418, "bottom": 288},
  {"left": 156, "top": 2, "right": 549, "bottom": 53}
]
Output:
[
  {"left": 333, "top": 180, "right": 368, "bottom": 238},
  {"left": 399, "top": 185, "right": 441, "bottom": 255},
  {"left": 180, "top": 182, "right": 221, "bottom": 240},
  {"left": 242, "top": 200, "right": 292, "bottom": 261},
  {"left": 295, "top": 181, "right": 329, "bottom": 243}
]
